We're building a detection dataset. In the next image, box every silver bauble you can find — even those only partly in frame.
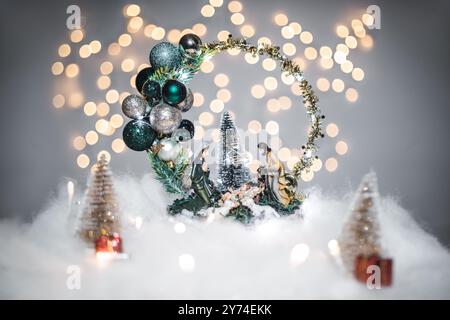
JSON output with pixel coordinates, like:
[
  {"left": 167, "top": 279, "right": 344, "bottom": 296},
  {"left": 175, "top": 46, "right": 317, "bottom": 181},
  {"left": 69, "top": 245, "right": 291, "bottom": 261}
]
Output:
[
  {"left": 158, "top": 138, "right": 182, "bottom": 161},
  {"left": 172, "top": 128, "right": 192, "bottom": 142},
  {"left": 149, "top": 101, "right": 182, "bottom": 134},
  {"left": 121, "top": 94, "right": 149, "bottom": 119},
  {"left": 175, "top": 88, "right": 194, "bottom": 112}
]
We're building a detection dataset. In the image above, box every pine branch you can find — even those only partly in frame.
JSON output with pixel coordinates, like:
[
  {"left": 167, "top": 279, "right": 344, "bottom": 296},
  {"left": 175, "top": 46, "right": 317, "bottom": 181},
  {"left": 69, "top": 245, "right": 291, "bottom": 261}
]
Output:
[
  {"left": 149, "top": 48, "right": 217, "bottom": 85},
  {"left": 147, "top": 150, "right": 190, "bottom": 196}
]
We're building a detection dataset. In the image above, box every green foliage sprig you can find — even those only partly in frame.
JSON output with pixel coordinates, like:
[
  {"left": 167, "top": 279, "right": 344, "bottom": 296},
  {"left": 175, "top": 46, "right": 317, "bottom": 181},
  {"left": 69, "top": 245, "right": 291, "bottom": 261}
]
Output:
[{"left": 147, "top": 149, "right": 190, "bottom": 196}]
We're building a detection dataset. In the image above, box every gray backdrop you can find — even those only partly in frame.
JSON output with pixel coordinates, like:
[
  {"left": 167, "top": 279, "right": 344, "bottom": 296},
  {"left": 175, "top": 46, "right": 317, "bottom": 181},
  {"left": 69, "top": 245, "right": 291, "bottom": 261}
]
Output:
[{"left": 1, "top": 0, "right": 449, "bottom": 246}]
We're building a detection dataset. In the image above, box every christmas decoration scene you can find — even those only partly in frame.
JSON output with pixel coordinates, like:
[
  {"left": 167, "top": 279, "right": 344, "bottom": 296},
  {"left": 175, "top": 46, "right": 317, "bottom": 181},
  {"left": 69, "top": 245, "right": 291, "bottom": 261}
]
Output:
[{"left": 1, "top": 0, "right": 450, "bottom": 299}]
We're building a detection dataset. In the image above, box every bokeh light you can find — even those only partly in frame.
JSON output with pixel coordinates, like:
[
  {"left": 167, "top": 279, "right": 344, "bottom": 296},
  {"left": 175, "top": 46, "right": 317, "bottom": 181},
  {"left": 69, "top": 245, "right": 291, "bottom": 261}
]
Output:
[
  {"left": 106, "top": 90, "right": 119, "bottom": 104},
  {"left": 77, "top": 154, "right": 90, "bottom": 168},
  {"left": 267, "top": 98, "right": 281, "bottom": 113},
  {"left": 352, "top": 68, "right": 365, "bottom": 81},
  {"left": 336, "top": 25, "right": 349, "bottom": 38},
  {"left": 199, "top": 112, "right": 214, "bottom": 126},
  {"left": 231, "top": 13, "right": 245, "bottom": 25},
  {"left": 304, "top": 47, "right": 317, "bottom": 60},
  {"left": 214, "top": 73, "right": 229, "bottom": 87},
  {"left": 262, "top": 58, "right": 276, "bottom": 71},
  {"left": 264, "top": 76, "right": 278, "bottom": 91},
  {"left": 100, "top": 61, "right": 114, "bottom": 75},
  {"left": 274, "top": 13, "right": 288, "bottom": 26},
  {"left": 299, "top": 31, "right": 313, "bottom": 44},
  {"left": 200, "top": 60, "right": 214, "bottom": 73},
  {"left": 325, "top": 157, "right": 338, "bottom": 172},
  {"left": 240, "top": 25, "right": 255, "bottom": 38},
  {"left": 151, "top": 27, "right": 165, "bottom": 40},
  {"left": 248, "top": 120, "right": 262, "bottom": 134},
  {"left": 193, "top": 92, "right": 205, "bottom": 107},
  {"left": 192, "top": 23, "right": 207, "bottom": 37},
  {"left": 108, "top": 43, "right": 121, "bottom": 56},
  {"left": 345, "top": 88, "right": 358, "bottom": 102},
  {"left": 65, "top": 63, "right": 79, "bottom": 78},
  {"left": 110, "top": 114, "right": 124, "bottom": 128},
  {"left": 68, "top": 92, "right": 84, "bottom": 108},
  {"left": 265, "top": 121, "right": 279, "bottom": 135},
  {"left": 216, "top": 88, "right": 231, "bottom": 102},
  {"left": 331, "top": 78, "right": 345, "bottom": 93},
  {"left": 58, "top": 44, "right": 71, "bottom": 57},
  {"left": 124, "top": 4, "right": 140, "bottom": 17},
  {"left": 278, "top": 96, "right": 292, "bottom": 110},
  {"left": 70, "top": 30, "right": 83, "bottom": 43},
  {"left": 51, "top": 62, "right": 64, "bottom": 75},
  {"left": 97, "top": 75, "right": 111, "bottom": 90},
  {"left": 251, "top": 84, "right": 266, "bottom": 99},
  {"left": 210, "top": 99, "right": 224, "bottom": 113},
  {"left": 121, "top": 58, "right": 136, "bottom": 72},
  {"left": 335, "top": 141, "right": 348, "bottom": 155},
  {"left": 96, "top": 102, "right": 110, "bottom": 117},
  {"left": 83, "top": 101, "right": 97, "bottom": 116},
  {"left": 282, "top": 43, "right": 296, "bottom": 56},
  {"left": 201, "top": 5, "right": 215, "bottom": 17},
  {"left": 326, "top": 123, "right": 339, "bottom": 137},
  {"left": 228, "top": 1, "right": 242, "bottom": 13},
  {"left": 79, "top": 44, "right": 91, "bottom": 59},
  {"left": 281, "top": 26, "right": 294, "bottom": 39},
  {"left": 316, "top": 78, "right": 330, "bottom": 92},
  {"left": 85, "top": 131, "right": 99, "bottom": 145},
  {"left": 73, "top": 136, "right": 86, "bottom": 151},
  {"left": 52, "top": 94, "right": 65, "bottom": 108},
  {"left": 289, "top": 22, "right": 302, "bottom": 34},
  {"left": 118, "top": 33, "right": 132, "bottom": 47}
]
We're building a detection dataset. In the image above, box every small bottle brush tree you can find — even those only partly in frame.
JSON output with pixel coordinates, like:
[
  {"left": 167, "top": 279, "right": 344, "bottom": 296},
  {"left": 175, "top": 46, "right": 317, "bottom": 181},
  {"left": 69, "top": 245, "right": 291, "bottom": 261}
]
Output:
[
  {"left": 77, "top": 155, "right": 121, "bottom": 245},
  {"left": 338, "top": 172, "right": 382, "bottom": 272},
  {"left": 217, "top": 111, "right": 251, "bottom": 192}
]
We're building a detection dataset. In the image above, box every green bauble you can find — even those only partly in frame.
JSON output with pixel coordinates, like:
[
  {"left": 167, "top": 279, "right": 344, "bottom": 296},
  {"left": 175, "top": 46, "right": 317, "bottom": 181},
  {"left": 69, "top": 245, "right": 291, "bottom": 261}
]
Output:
[
  {"left": 123, "top": 120, "right": 156, "bottom": 151},
  {"left": 135, "top": 67, "right": 154, "bottom": 93},
  {"left": 162, "top": 80, "right": 187, "bottom": 106},
  {"left": 142, "top": 80, "right": 161, "bottom": 101},
  {"left": 149, "top": 42, "right": 182, "bottom": 70}
]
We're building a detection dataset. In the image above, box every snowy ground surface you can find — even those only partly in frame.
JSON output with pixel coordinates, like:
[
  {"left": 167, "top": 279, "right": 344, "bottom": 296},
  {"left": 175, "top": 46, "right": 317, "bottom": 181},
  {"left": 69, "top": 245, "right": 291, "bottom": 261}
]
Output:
[{"left": 1, "top": 174, "right": 449, "bottom": 299}]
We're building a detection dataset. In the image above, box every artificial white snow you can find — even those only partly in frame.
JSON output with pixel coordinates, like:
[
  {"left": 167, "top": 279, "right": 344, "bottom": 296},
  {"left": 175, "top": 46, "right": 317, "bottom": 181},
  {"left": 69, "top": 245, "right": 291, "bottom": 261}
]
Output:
[{"left": 0, "top": 173, "right": 449, "bottom": 299}]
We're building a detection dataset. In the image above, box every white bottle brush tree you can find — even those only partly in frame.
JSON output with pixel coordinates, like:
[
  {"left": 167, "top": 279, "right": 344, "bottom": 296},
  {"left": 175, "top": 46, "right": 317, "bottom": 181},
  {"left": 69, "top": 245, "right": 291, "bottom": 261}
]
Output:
[{"left": 338, "top": 171, "right": 382, "bottom": 272}]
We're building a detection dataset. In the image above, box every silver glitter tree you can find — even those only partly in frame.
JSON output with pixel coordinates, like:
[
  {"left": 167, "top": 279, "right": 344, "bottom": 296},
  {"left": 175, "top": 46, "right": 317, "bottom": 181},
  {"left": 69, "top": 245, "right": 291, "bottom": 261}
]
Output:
[
  {"left": 216, "top": 111, "right": 251, "bottom": 192},
  {"left": 338, "top": 172, "right": 382, "bottom": 272},
  {"left": 77, "top": 155, "right": 121, "bottom": 245}
]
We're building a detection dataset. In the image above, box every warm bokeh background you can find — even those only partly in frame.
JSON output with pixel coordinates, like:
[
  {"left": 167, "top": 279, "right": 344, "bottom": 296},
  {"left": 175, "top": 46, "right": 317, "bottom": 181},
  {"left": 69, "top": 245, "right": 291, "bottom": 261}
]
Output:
[{"left": 0, "top": 0, "right": 449, "bottom": 246}]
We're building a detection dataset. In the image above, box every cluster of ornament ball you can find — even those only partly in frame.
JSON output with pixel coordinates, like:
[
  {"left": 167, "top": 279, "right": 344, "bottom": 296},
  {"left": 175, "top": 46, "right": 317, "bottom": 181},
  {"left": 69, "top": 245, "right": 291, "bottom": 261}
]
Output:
[{"left": 121, "top": 34, "right": 201, "bottom": 158}]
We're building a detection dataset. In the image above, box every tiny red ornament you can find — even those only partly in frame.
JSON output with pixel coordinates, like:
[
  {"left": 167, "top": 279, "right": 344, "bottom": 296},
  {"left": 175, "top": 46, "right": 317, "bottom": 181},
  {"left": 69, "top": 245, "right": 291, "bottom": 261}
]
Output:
[{"left": 95, "top": 233, "right": 123, "bottom": 253}]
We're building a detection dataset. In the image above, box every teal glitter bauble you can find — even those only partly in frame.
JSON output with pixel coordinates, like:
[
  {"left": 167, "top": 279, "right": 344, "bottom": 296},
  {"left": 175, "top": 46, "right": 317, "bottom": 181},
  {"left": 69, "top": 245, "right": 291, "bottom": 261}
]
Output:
[
  {"left": 123, "top": 120, "right": 156, "bottom": 151},
  {"left": 149, "top": 42, "right": 182, "bottom": 70},
  {"left": 142, "top": 80, "right": 161, "bottom": 101},
  {"left": 162, "top": 80, "right": 187, "bottom": 106}
]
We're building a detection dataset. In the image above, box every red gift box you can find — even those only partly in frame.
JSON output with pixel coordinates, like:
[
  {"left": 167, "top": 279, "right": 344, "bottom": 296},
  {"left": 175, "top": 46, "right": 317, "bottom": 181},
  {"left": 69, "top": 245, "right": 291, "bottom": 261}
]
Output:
[
  {"left": 354, "top": 254, "right": 393, "bottom": 287},
  {"left": 95, "top": 233, "right": 123, "bottom": 253}
]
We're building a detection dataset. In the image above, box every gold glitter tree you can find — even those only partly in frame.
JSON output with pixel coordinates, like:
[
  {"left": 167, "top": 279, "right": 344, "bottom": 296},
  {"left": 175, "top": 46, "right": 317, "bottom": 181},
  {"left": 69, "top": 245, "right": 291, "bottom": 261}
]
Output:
[
  {"left": 77, "top": 155, "right": 120, "bottom": 245},
  {"left": 338, "top": 172, "right": 382, "bottom": 272}
]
